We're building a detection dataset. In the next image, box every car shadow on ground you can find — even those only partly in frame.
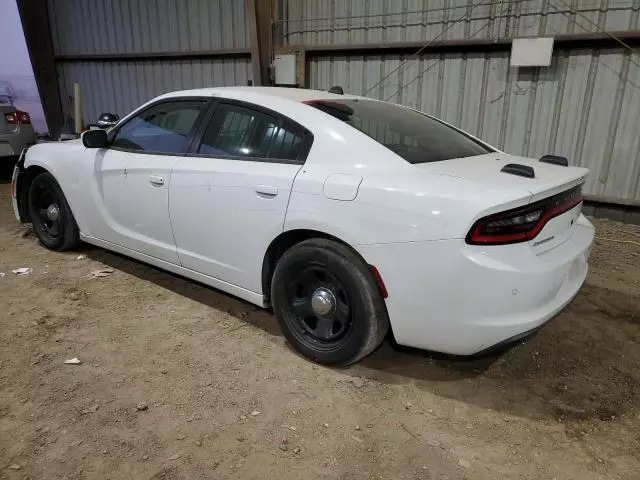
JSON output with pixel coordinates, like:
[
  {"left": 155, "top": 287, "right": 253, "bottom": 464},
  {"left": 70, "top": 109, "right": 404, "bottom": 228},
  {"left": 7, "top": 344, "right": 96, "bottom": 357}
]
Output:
[{"left": 85, "top": 246, "right": 639, "bottom": 424}]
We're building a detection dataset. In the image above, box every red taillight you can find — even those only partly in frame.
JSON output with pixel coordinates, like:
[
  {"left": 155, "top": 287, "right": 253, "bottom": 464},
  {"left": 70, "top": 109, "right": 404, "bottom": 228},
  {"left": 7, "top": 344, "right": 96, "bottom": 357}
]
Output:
[
  {"left": 466, "top": 186, "right": 583, "bottom": 245},
  {"left": 3, "top": 111, "right": 30, "bottom": 125}
]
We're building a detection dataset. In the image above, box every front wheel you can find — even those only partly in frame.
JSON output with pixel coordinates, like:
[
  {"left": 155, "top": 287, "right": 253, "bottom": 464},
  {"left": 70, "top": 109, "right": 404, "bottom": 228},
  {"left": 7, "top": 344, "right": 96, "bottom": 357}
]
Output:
[
  {"left": 28, "top": 172, "right": 80, "bottom": 251},
  {"left": 271, "top": 238, "right": 389, "bottom": 366}
]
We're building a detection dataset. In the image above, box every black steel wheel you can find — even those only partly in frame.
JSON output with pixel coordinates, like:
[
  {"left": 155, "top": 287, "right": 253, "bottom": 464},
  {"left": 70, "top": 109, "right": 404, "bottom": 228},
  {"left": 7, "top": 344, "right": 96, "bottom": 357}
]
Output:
[
  {"left": 28, "top": 172, "right": 80, "bottom": 251},
  {"left": 288, "top": 263, "right": 353, "bottom": 345},
  {"left": 271, "top": 238, "right": 389, "bottom": 365}
]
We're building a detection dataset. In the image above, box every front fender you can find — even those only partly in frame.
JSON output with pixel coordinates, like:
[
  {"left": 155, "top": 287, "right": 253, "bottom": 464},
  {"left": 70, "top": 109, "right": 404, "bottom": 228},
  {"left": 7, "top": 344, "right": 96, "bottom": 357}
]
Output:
[{"left": 21, "top": 141, "right": 89, "bottom": 231}]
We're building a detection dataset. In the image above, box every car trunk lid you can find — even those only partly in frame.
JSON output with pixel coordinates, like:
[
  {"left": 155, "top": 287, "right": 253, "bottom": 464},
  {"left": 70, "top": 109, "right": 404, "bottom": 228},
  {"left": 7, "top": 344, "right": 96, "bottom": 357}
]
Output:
[
  {"left": 414, "top": 152, "right": 588, "bottom": 202},
  {"left": 415, "top": 153, "right": 588, "bottom": 252}
]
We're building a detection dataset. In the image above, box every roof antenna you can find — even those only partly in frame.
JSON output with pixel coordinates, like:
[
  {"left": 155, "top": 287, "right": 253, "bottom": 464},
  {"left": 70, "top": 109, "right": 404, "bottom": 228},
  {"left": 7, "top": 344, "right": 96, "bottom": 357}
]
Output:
[{"left": 328, "top": 86, "right": 344, "bottom": 94}]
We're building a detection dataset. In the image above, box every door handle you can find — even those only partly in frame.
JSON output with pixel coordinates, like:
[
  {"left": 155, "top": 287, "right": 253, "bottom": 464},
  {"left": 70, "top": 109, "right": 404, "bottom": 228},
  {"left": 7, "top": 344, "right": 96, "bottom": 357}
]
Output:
[
  {"left": 149, "top": 175, "right": 165, "bottom": 186},
  {"left": 255, "top": 185, "right": 278, "bottom": 198}
]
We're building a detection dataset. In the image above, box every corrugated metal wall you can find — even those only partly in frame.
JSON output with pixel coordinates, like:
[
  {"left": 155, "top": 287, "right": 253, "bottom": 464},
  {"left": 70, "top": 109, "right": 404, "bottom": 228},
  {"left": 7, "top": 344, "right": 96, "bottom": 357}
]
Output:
[
  {"left": 284, "top": 0, "right": 640, "bottom": 44},
  {"left": 285, "top": 0, "right": 640, "bottom": 203},
  {"left": 48, "top": 0, "right": 251, "bottom": 123},
  {"left": 56, "top": 59, "right": 251, "bottom": 125}
]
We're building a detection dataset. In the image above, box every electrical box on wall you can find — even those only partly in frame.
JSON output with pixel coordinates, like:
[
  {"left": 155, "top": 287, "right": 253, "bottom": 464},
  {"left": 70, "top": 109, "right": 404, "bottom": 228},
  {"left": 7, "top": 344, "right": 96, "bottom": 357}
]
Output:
[
  {"left": 510, "top": 37, "right": 554, "bottom": 67},
  {"left": 274, "top": 54, "right": 297, "bottom": 86}
]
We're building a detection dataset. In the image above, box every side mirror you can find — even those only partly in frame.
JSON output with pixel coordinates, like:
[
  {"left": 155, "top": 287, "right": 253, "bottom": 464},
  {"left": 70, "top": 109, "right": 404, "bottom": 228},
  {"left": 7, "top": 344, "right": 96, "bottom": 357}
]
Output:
[
  {"left": 82, "top": 129, "right": 108, "bottom": 148},
  {"left": 96, "top": 112, "right": 119, "bottom": 129}
]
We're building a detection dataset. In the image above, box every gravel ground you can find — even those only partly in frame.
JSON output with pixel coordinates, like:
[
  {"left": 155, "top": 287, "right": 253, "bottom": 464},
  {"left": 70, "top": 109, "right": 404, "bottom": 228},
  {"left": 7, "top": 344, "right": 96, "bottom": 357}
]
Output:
[{"left": 0, "top": 180, "right": 639, "bottom": 480}]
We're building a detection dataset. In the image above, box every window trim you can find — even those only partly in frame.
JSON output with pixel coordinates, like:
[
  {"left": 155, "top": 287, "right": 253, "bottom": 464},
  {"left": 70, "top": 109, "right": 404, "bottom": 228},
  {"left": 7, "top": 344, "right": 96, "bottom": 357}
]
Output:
[
  {"left": 186, "top": 98, "right": 314, "bottom": 165},
  {"left": 106, "top": 96, "right": 214, "bottom": 156}
]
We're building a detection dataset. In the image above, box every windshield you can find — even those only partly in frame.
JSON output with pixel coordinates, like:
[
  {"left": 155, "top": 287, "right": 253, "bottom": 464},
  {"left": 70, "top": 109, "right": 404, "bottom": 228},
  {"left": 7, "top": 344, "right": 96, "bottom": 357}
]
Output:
[{"left": 306, "top": 99, "right": 492, "bottom": 164}]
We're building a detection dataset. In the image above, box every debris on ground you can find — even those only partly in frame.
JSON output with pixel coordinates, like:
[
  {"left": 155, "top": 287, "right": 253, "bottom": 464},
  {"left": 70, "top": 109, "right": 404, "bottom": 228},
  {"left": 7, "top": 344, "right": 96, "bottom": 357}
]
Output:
[
  {"left": 458, "top": 459, "right": 471, "bottom": 469},
  {"left": 0, "top": 272, "right": 5, "bottom": 278},
  {"left": 350, "top": 377, "right": 367, "bottom": 388},
  {"left": 176, "top": 434, "right": 186, "bottom": 440},
  {"left": 136, "top": 402, "right": 148, "bottom": 411},
  {"left": 168, "top": 453, "right": 181, "bottom": 461},
  {"left": 9, "top": 464, "right": 21, "bottom": 470},
  {"left": 64, "top": 357, "right": 81, "bottom": 365},
  {"left": 12, "top": 267, "right": 32, "bottom": 275},
  {"left": 90, "top": 268, "right": 114, "bottom": 278},
  {"left": 250, "top": 410, "right": 261, "bottom": 416},
  {"left": 76, "top": 255, "right": 86, "bottom": 260},
  {"left": 81, "top": 403, "right": 99, "bottom": 414}
]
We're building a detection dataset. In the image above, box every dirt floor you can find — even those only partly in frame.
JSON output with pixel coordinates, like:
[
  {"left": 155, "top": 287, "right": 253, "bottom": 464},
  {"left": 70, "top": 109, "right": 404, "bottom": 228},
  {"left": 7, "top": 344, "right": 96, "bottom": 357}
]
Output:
[{"left": 0, "top": 179, "right": 639, "bottom": 480}]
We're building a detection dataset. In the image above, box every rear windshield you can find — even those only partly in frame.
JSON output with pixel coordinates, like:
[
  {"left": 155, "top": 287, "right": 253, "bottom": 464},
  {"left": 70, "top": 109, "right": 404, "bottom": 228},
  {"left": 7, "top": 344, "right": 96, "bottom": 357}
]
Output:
[{"left": 307, "top": 99, "right": 492, "bottom": 164}]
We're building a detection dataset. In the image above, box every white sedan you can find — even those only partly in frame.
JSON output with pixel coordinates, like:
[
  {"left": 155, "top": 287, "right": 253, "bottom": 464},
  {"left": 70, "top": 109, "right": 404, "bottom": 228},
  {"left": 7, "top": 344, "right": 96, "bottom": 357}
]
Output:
[{"left": 12, "top": 87, "right": 594, "bottom": 365}]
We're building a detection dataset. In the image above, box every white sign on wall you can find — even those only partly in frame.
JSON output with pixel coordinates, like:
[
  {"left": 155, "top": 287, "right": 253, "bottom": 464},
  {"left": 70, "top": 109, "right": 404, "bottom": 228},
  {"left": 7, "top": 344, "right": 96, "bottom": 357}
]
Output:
[{"left": 510, "top": 37, "right": 555, "bottom": 67}]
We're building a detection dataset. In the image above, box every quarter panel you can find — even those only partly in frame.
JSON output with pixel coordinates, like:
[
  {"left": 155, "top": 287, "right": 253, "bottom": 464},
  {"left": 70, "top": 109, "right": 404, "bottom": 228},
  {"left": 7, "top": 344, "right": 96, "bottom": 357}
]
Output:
[{"left": 287, "top": 165, "right": 533, "bottom": 245}]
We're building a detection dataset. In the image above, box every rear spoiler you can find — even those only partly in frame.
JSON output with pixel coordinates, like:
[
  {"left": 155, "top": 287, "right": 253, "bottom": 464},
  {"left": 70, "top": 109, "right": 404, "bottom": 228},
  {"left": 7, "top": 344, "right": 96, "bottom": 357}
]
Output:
[
  {"left": 501, "top": 154, "right": 570, "bottom": 179},
  {"left": 540, "top": 154, "right": 568, "bottom": 166}
]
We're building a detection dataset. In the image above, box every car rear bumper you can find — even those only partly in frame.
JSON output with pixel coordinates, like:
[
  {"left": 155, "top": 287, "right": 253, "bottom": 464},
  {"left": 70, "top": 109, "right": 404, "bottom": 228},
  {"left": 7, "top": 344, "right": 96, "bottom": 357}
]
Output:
[
  {"left": 0, "top": 127, "right": 36, "bottom": 158},
  {"left": 356, "top": 214, "right": 594, "bottom": 355}
]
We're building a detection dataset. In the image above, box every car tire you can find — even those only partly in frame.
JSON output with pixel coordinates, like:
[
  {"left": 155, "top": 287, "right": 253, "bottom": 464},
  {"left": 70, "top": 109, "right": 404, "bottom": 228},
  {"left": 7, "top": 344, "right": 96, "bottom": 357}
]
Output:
[
  {"left": 28, "top": 172, "right": 80, "bottom": 251},
  {"left": 271, "top": 238, "right": 389, "bottom": 366}
]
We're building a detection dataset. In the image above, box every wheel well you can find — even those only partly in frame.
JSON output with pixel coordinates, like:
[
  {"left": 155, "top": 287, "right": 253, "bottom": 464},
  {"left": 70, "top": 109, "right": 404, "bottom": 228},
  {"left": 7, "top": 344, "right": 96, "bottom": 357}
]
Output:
[
  {"left": 18, "top": 165, "right": 48, "bottom": 222},
  {"left": 261, "top": 229, "right": 352, "bottom": 303}
]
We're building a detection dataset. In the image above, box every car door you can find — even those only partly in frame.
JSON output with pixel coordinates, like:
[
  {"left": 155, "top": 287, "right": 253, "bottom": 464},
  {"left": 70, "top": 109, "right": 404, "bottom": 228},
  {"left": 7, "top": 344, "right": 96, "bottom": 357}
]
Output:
[
  {"left": 91, "top": 99, "right": 209, "bottom": 264},
  {"left": 169, "top": 100, "right": 312, "bottom": 293}
]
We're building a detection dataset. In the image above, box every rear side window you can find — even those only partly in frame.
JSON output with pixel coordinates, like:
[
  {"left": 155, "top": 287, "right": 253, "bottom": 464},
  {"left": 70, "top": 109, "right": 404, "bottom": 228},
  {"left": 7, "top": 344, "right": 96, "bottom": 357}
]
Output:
[
  {"left": 112, "top": 100, "right": 206, "bottom": 154},
  {"left": 307, "top": 99, "right": 492, "bottom": 164},
  {"left": 197, "top": 103, "right": 304, "bottom": 162}
]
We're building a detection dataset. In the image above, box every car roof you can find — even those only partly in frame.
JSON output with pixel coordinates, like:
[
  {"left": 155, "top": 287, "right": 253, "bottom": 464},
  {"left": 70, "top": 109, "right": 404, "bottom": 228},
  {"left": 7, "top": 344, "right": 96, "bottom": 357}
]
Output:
[{"left": 157, "top": 86, "right": 362, "bottom": 103}]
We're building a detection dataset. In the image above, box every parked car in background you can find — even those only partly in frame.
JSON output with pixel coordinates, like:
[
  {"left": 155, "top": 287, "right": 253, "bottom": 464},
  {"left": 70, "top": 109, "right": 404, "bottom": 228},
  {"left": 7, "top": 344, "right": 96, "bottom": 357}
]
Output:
[
  {"left": 0, "top": 104, "right": 36, "bottom": 162},
  {"left": 11, "top": 87, "right": 594, "bottom": 365},
  {"left": 0, "top": 80, "right": 15, "bottom": 105}
]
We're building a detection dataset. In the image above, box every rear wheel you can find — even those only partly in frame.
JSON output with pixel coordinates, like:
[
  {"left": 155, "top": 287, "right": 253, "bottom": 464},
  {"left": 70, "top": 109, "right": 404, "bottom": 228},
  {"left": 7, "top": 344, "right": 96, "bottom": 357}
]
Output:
[
  {"left": 28, "top": 172, "right": 80, "bottom": 251},
  {"left": 271, "top": 238, "right": 389, "bottom": 365}
]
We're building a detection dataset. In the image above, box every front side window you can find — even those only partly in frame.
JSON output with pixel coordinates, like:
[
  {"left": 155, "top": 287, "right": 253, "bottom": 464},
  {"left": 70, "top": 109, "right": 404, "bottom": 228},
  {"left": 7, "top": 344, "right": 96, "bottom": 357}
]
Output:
[
  {"left": 112, "top": 100, "right": 206, "bottom": 154},
  {"left": 197, "top": 104, "right": 304, "bottom": 162},
  {"left": 307, "top": 99, "right": 492, "bottom": 164}
]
